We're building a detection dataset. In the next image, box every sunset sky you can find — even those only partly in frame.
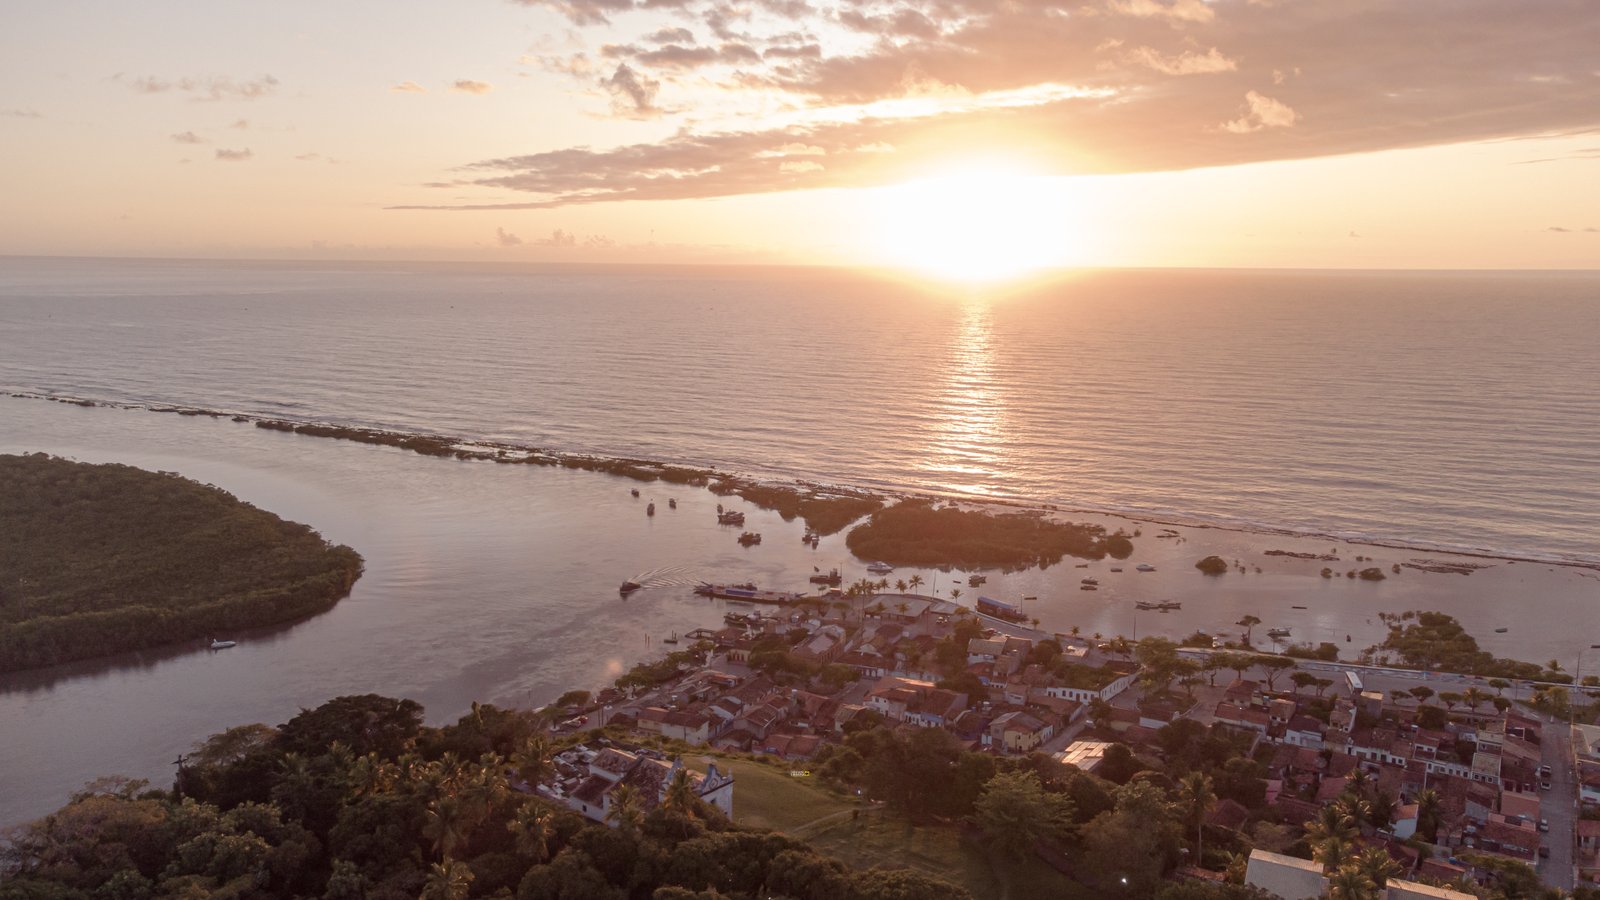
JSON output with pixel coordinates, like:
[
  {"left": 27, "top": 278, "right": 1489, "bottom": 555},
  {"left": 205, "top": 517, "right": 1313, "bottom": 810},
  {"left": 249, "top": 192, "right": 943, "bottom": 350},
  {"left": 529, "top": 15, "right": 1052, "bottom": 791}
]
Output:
[{"left": 3, "top": 0, "right": 1598, "bottom": 271}]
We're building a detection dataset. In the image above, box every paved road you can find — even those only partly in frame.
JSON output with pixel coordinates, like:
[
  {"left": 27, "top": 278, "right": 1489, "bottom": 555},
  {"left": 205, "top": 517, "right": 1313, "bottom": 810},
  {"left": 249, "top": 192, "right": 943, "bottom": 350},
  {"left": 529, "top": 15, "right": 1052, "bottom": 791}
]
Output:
[{"left": 1541, "top": 723, "right": 1577, "bottom": 890}]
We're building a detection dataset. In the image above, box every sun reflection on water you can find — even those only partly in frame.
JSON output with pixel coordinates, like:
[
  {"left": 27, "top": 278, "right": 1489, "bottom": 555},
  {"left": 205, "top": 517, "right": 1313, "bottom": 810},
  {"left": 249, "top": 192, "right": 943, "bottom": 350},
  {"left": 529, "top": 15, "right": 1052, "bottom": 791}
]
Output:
[{"left": 918, "top": 301, "right": 1010, "bottom": 495}]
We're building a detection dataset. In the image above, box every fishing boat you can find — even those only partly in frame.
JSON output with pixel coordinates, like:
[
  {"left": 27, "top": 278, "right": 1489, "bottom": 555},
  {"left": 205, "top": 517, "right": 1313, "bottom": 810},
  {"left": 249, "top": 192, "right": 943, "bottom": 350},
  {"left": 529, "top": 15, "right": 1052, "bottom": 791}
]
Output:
[
  {"left": 865, "top": 561, "right": 894, "bottom": 575},
  {"left": 1081, "top": 578, "right": 1098, "bottom": 586},
  {"left": 668, "top": 498, "right": 677, "bottom": 509},
  {"left": 1135, "top": 601, "right": 1159, "bottom": 610},
  {"left": 619, "top": 581, "right": 642, "bottom": 594},
  {"left": 968, "top": 574, "right": 987, "bottom": 586},
  {"left": 1494, "top": 627, "right": 1509, "bottom": 633},
  {"left": 662, "top": 632, "right": 679, "bottom": 645},
  {"left": 630, "top": 489, "right": 640, "bottom": 497},
  {"left": 809, "top": 568, "right": 842, "bottom": 586},
  {"left": 1136, "top": 563, "right": 1157, "bottom": 572},
  {"left": 717, "top": 510, "right": 746, "bottom": 525},
  {"left": 1109, "top": 567, "right": 1123, "bottom": 573},
  {"left": 209, "top": 639, "right": 237, "bottom": 650},
  {"left": 1080, "top": 585, "right": 1097, "bottom": 591},
  {"left": 738, "top": 531, "right": 762, "bottom": 546},
  {"left": 1291, "top": 605, "right": 1307, "bottom": 610},
  {"left": 646, "top": 502, "right": 655, "bottom": 516}
]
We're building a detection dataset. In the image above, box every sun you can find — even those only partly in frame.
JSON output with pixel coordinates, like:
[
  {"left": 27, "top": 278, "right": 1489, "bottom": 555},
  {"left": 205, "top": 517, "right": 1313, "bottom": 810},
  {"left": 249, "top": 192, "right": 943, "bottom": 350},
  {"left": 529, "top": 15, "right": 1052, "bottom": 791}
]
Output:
[{"left": 869, "top": 165, "right": 1085, "bottom": 281}]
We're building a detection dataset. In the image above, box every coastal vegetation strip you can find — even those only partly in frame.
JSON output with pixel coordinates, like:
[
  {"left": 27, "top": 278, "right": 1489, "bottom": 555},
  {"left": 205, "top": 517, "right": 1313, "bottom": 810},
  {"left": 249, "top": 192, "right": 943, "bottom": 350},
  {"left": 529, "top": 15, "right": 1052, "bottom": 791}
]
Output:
[
  {"left": 0, "top": 453, "right": 363, "bottom": 672},
  {"left": 845, "top": 500, "right": 1134, "bottom": 570}
]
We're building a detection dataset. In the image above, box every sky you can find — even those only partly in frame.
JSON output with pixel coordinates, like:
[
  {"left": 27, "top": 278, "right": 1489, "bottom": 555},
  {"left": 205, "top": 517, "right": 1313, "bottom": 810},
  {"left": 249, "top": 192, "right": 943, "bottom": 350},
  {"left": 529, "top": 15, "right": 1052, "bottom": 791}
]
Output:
[{"left": 2, "top": 0, "right": 1598, "bottom": 272}]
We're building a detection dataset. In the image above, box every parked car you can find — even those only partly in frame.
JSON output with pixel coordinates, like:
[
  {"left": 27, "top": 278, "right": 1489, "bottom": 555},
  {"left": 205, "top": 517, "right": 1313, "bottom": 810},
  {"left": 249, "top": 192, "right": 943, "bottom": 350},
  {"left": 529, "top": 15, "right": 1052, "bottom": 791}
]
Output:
[
  {"left": 1539, "top": 819, "right": 1550, "bottom": 833},
  {"left": 1541, "top": 780, "right": 1553, "bottom": 791},
  {"left": 1540, "top": 846, "right": 1551, "bottom": 859},
  {"left": 1539, "top": 764, "right": 1553, "bottom": 778}
]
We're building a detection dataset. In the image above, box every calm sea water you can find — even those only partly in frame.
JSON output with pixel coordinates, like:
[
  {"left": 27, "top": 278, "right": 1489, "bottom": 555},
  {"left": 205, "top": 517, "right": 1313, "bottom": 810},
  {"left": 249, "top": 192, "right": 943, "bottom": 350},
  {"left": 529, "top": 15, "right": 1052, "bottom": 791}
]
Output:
[
  {"left": 2, "top": 256, "right": 1600, "bottom": 827},
  {"left": 3, "top": 257, "right": 1597, "bottom": 563}
]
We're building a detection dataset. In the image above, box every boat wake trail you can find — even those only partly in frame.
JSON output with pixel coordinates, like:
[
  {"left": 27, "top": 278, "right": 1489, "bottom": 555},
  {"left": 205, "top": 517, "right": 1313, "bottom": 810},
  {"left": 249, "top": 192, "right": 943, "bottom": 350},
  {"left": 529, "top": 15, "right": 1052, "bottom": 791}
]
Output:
[{"left": 628, "top": 565, "right": 703, "bottom": 588}]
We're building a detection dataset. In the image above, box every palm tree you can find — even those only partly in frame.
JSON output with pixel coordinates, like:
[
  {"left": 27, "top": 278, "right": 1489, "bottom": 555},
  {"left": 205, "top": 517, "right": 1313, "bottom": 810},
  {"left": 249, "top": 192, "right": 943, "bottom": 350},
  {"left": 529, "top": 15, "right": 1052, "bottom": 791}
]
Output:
[
  {"left": 895, "top": 579, "right": 908, "bottom": 593},
  {"left": 1325, "top": 865, "right": 1376, "bottom": 900},
  {"left": 423, "top": 796, "right": 470, "bottom": 861},
  {"left": 1462, "top": 687, "right": 1487, "bottom": 713},
  {"left": 270, "top": 752, "right": 319, "bottom": 822},
  {"left": 1305, "top": 805, "right": 1357, "bottom": 847},
  {"left": 1313, "top": 836, "right": 1353, "bottom": 872},
  {"left": 1224, "top": 852, "right": 1249, "bottom": 886},
  {"left": 1415, "top": 787, "right": 1441, "bottom": 842},
  {"left": 950, "top": 587, "right": 961, "bottom": 600},
  {"left": 1352, "top": 848, "right": 1400, "bottom": 890},
  {"left": 663, "top": 767, "right": 698, "bottom": 817},
  {"left": 1176, "top": 772, "right": 1217, "bottom": 865},
  {"left": 512, "top": 736, "right": 551, "bottom": 790},
  {"left": 1344, "top": 768, "right": 1372, "bottom": 799},
  {"left": 606, "top": 784, "right": 644, "bottom": 834},
  {"left": 908, "top": 574, "right": 924, "bottom": 593},
  {"left": 420, "top": 859, "right": 474, "bottom": 900},
  {"left": 507, "top": 803, "right": 554, "bottom": 862}
]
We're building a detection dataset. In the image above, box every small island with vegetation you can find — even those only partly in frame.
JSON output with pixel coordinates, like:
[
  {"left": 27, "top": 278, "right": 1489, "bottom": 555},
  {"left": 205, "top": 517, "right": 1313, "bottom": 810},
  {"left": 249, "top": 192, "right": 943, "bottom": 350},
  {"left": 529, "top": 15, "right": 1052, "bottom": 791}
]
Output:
[
  {"left": 845, "top": 499, "right": 1134, "bottom": 570},
  {"left": 0, "top": 453, "right": 363, "bottom": 672}
]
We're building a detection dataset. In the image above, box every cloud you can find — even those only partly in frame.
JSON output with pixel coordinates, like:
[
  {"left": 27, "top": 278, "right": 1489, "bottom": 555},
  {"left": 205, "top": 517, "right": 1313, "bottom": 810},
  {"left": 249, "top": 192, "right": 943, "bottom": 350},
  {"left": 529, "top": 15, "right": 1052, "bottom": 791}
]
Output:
[
  {"left": 391, "top": 81, "right": 428, "bottom": 93},
  {"left": 536, "top": 229, "right": 578, "bottom": 247},
  {"left": 1105, "top": 0, "right": 1216, "bottom": 24},
  {"left": 496, "top": 227, "right": 524, "bottom": 246},
  {"left": 779, "top": 160, "right": 823, "bottom": 173},
  {"left": 214, "top": 148, "right": 253, "bottom": 161},
  {"left": 1122, "top": 46, "right": 1237, "bottom": 75},
  {"left": 295, "top": 152, "right": 340, "bottom": 164},
  {"left": 117, "top": 74, "right": 279, "bottom": 102},
  {"left": 170, "top": 131, "right": 207, "bottom": 144},
  {"left": 230, "top": 119, "right": 250, "bottom": 129},
  {"left": 2, "top": 108, "right": 42, "bottom": 118},
  {"left": 451, "top": 80, "right": 494, "bottom": 94},
  {"left": 1222, "top": 90, "right": 1298, "bottom": 133},
  {"left": 603, "top": 63, "right": 660, "bottom": 116},
  {"left": 441, "top": 0, "right": 1600, "bottom": 209},
  {"left": 1546, "top": 226, "right": 1600, "bottom": 233}
]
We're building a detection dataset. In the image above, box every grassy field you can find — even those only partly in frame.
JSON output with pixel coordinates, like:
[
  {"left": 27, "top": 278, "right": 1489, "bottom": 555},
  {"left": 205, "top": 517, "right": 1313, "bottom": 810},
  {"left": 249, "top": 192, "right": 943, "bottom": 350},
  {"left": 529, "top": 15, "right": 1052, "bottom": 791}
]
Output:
[
  {"left": 686, "top": 756, "right": 858, "bottom": 832},
  {"left": 803, "top": 812, "right": 1092, "bottom": 900}
]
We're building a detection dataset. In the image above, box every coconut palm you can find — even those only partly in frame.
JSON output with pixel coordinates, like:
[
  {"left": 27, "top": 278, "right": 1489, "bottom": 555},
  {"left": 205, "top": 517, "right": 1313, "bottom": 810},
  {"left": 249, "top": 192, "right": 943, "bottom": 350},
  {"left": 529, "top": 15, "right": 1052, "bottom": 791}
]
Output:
[
  {"left": 1352, "top": 847, "right": 1400, "bottom": 889},
  {"left": 1176, "top": 771, "right": 1217, "bottom": 864},
  {"left": 1305, "top": 805, "right": 1357, "bottom": 847},
  {"left": 895, "top": 579, "right": 908, "bottom": 593},
  {"left": 663, "top": 766, "right": 698, "bottom": 817},
  {"left": 420, "top": 858, "right": 474, "bottom": 900},
  {"left": 512, "top": 736, "right": 551, "bottom": 790},
  {"left": 908, "top": 574, "right": 924, "bottom": 593},
  {"left": 1345, "top": 768, "right": 1372, "bottom": 799},
  {"left": 606, "top": 783, "right": 644, "bottom": 834},
  {"left": 1313, "top": 836, "right": 1353, "bottom": 871},
  {"left": 507, "top": 803, "right": 554, "bottom": 862},
  {"left": 423, "top": 796, "right": 471, "bottom": 861},
  {"left": 1415, "top": 787, "right": 1441, "bottom": 842},
  {"left": 1325, "top": 865, "right": 1376, "bottom": 900}
]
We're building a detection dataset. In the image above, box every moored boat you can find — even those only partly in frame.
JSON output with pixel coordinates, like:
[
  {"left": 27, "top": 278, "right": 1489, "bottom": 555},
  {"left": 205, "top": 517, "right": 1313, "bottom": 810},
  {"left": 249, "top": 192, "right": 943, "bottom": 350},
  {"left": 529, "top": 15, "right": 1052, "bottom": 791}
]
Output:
[
  {"left": 865, "top": 561, "right": 894, "bottom": 575},
  {"left": 1266, "top": 627, "right": 1291, "bottom": 638},
  {"left": 809, "top": 568, "right": 842, "bottom": 585},
  {"left": 717, "top": 511, "right": 746, "bottom": 525},
  {"left": 668, "top": 498, "right": 677, "bottom": 509},
  {"left": 1136, "top": 563, "right": 1157, "bottom": 572},
  {"left": 646, "top": 502, "right": 655, "bottom": 516},
  {"left": 209, "top": 639, "right": 237, "bottom": 650},
  {"left": 695, "top": 582, "right": 804, "bottom": 604},
  {"left": 975, "top": 595, "right": 1028, "bottom": 623}
]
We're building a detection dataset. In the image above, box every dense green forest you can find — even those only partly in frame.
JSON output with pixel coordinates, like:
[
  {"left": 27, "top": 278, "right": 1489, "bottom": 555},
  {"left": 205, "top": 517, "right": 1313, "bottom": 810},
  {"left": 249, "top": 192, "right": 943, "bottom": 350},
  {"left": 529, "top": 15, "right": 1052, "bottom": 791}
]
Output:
[
  {"left": 0, "top": 695, "right": 974, "bottom": 900},
  {"left": 0, "top": 453, "right": 363, "bottom": 672},
  {"left": 845, "top": 500, "right": 1134, "bottom": 570}
]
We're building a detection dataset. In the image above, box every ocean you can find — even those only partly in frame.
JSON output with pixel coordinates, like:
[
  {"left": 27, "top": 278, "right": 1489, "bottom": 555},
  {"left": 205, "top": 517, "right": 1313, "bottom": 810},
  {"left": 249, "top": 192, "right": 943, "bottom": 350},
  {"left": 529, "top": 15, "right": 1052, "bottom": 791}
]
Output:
[
  {"left": 2, "top": 256, "right": 1599, "bottom": 827},
  {"left": 3, "top": 256, "right": 1597, "bottom": 564}
]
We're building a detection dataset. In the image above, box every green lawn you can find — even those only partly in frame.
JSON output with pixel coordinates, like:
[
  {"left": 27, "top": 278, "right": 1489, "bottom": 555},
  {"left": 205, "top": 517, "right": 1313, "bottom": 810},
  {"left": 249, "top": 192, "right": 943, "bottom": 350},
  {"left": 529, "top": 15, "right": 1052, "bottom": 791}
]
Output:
[
  {"left": 686, "top": 756, "right": 857, "bottom": 832},
  {"left": 803, "top": 811, "right": 1092, "bottom": 900}
]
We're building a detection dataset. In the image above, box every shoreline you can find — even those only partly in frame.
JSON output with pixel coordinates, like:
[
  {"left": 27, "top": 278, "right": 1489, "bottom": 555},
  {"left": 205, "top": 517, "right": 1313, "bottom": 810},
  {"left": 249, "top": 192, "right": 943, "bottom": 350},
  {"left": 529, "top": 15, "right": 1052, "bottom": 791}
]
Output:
[{"left": 8, "top": 389, "right": 1598, "bottom": 573}]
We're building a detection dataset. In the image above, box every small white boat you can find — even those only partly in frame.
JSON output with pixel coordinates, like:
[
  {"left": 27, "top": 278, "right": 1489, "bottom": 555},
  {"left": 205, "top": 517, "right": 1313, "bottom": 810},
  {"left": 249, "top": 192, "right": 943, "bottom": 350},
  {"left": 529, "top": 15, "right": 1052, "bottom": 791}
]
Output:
[
  {"left": 209, "top": 639, "right": 237, "bottom": 650},
  {"left": 1135, "top": 563, "right": 1157, "bottom": 572},
  {"left": 866, "top": 561, "right": 894, "bottom": 575}
]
